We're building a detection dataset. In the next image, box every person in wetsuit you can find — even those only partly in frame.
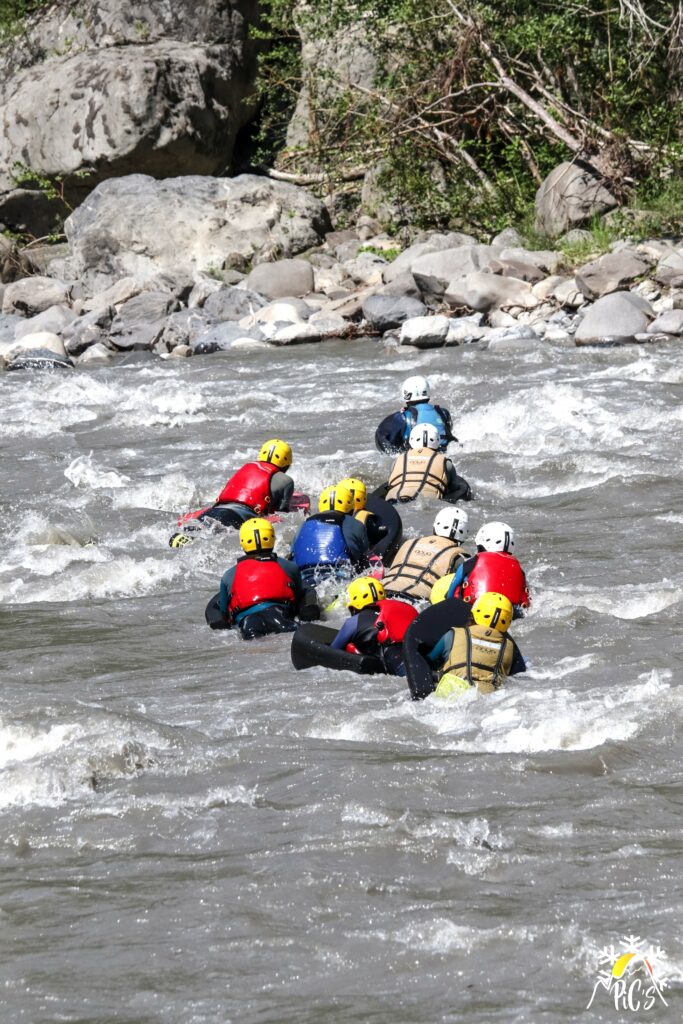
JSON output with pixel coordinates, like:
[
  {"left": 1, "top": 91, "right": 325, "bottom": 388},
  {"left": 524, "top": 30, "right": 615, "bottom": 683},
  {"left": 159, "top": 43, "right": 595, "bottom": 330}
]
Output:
[
  {"left": 445, "top": 520, "right": 530, "bottom": 616},
  {"left": 330, "top": 578, "right": 418, "bottom": 676},
  {"left": 217, "top": 517, "right": 320, "bottom": 639},
  {"left": 426, "top": 592, "right": 526, "bottom": 698},
  {"left": 375, "top": 375, "right": 456, "bottom": 455},
  {"left": 290, "top": 484, "right": 370, "bottom": 585},
  {"left": 383, "top": 423, "right": 471, "bottom": 504}
]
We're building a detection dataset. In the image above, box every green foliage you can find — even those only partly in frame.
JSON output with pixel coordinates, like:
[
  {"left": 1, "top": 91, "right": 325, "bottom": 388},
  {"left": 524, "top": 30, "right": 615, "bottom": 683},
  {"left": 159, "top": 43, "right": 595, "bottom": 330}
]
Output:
[
  {"left": 358, "top": 244, "right": 402, "bottom": 261},
  {"left": 253, "top": 0, "right": 683, "bottom": 237},
  {"left": 0, "top": 0, "right": 50, "bottom": 40}
]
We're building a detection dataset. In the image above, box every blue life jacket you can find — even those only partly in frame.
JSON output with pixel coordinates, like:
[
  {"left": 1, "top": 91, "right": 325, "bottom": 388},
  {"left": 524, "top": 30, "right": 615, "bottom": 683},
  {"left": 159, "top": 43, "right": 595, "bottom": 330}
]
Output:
[
  {"left": 291, "top": 513, "right": 352, "bottom": 569},
  {"left": 403, "top": 402, "right": 449, "bottom": 449}
]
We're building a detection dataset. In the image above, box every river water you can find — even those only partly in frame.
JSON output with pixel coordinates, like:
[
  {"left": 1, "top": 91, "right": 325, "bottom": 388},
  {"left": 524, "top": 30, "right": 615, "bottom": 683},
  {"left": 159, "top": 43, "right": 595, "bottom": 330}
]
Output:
[{"left": 1, "top": 336, "right": 681, "bottom": 1022}]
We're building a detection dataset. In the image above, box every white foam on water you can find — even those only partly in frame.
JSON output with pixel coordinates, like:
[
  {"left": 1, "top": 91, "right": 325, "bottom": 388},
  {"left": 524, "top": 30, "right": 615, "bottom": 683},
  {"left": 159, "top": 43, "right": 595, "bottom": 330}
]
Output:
[
  {"left": 113, "top": 382, "right": 208, "bottom": 429},
  {"left": 538, "top": 581, "right": 683, "bottom": 620},
  {"left": 0, "top": 720, "right": 78, "bottom": 769},
  {"left": 1, "top": 554, "right": 182, "bottom": 603},
  {"left": 392, "top": 919, "right": 534, "bottom": 954},
  {"left": 341, "top": 803, "right": 392, "bottom": 826},
  {"left": 111, "top": 473, "right": 199, "bottom": 512},
  {"left": 64, "top": 453, "right": 130, "bottom": 489}
]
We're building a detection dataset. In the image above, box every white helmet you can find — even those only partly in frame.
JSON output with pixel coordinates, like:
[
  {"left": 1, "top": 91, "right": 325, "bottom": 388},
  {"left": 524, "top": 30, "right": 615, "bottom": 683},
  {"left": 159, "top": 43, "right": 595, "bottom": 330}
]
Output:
[
  {"left": 475, "top": 521, "right": 515, "bottom": 553},
  {"left": 402, "top": 375, "right": 430, "bottom": 403},
  {"left": 408, "top": 423, "right": 440, "bottom": 451},
  {"left": 433, "top": 507, "right": 469, "bottom": 542}
]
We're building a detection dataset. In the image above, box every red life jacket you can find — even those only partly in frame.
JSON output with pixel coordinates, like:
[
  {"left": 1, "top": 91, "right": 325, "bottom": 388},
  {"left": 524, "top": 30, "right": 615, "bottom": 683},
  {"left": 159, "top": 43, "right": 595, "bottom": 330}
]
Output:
[
  {"left": 217, "top": 462, "right": 279, "bottom": 514},
  {"left": 374, "top": 598, "right": 418, "bottom": 644},
  {"left": 461, "top": 551, "right": 530, "bottom": 607},
  {"left": 227, "top": 557, "right": 295, "bottom": 615}
]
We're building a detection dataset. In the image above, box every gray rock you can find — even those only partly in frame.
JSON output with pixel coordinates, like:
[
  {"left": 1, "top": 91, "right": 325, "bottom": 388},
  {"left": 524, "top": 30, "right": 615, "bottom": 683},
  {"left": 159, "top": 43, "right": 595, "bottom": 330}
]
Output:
[
  {"left": 575, "top": 251, "right": 652, "bottom": 300},
  {"left": 574, "top": 292, "right": 653, "bottom": 346},
  {"left": 109, "top": 291, "right": 180, "bottom": 350},
  {"left": 653, "top": 250, "right": 683, "bottom": 288},
  {"left": 249, "top": 299, "right": 314, "bottom": 326},
  {"left": 383, "top": 233, "right": 477, "bottom": 282},
  {"left": 550, "top": 278, "right": 585, "bottom": 308},
  {"left": 203, "top": 286, "right": 266, "bottom": 321},
  {"left": 158, "top": 309, "right": 211, "bottom": 351},
  {"left": 485, "top": 326, "right": 541, "bottom": 353},
  {"left": 269, "top": 314, "right": 347, "bottom": 346},
  {"left": 378, "top": 272, "right": 424, "bottom": 302},
  {"left": 410, "top": 245, "right": 496, "bottom": 290},
  {"left": 76, "top": 342, "right": 116, "bottom": 365},
  {"left": 14, "top": 304, "right": 77, "bottom": 340},
  {"left": 5, "top": 348, "right": 73, "bottom": 372},
  {"left": 498, "top": 247, "right": 562, "bottom": 274},
  {"left": 82, "top": 277, "right": 146, "bottom": 314},
  {"left": 62, "top": 308, "right": 114, "bottom": 357},
  {"left": 491, "top": 227, "right": 524, "bottom": 249},
  {"left": 167, "top": 344, "right": 193, "bottom": 359},
  {"left": 62, "top": 174, "right": 330, "bottom": 291},
  {"left": 361, "top": 294, "right": 427, "bottom": 332},
  {"left": 187, "top": 275, "right": 224, "bottom": 308},
  {"left": 0, "top": 0, "right": 260, "bottom": 234},
  {"left": 2, "top": 276, "right": 72, "bottom": 316},
  {"left": 445, "top": 315, "right": 487, "bottom": 345},
  {"left": 445, "top": 272, "right": 538, "bottom": 312},
  {"left": 7, "top": 330, "right": 67, "bottom": 359},
  {"left": 399, "top": 315, "right": 450, "bottom": 348},
  {"left": 342, "top": 252, "right": 387, "bottom": 287},
  {"left": 535, "top": 161, "right": 617, "bottom": 236},
  {"left": 191, "top": 321, "right": 264, "bottom": 354},
  {"left": 647, "top": 309, "right": 683, "bottom": 335},
  {"left": 490, "top": 258, "right": 545, "bottom": 284},
  {"left": 245, "top": 259, "right": 315, "bottom": 300}
]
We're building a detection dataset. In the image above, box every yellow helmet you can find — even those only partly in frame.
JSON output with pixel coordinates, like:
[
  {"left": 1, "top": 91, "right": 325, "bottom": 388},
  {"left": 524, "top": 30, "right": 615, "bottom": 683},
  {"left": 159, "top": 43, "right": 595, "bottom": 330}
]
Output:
[
  {"left": 430, "top": 573, "right": 456, "bottom": 605},
  {"left": 258, "top": 439, "right": 292, "bottom": 470},
  {"left": 347, "top": 577, "right": 385, "bottom": 611},
  {"left": 338, "top": 477, "right": 367, "bottom": 511},
  {"left": 239, "top": 517, "right": 276, "bottom": 554},
  {"left": 472, "top": 592, "right": 513, "bottom": 633},
  {"left": 318, "top": 484, "right": 354, "bottom": 514}
]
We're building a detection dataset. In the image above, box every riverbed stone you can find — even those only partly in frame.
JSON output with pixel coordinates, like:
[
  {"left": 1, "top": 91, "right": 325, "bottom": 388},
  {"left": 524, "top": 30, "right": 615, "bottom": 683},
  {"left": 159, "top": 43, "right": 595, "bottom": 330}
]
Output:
[
  {"left": 575, "top": 251, "right": 652, "bottom": 300},
  {"left": 445, "top": 272, "right": 538, "bottom": 312},
  {"left": 109, "top": 291, "right": 180, "bottom": 351},
  {"left": 2, "top": 276, "right": 72, "bottom": 316},
  {"left": 574, "top": 291, "right": 653, "bottom": 345},
  {"left": 490, "top": 258, "right": 545, "bottom": 284},
  {"left": 445, "top": 315, "right": 487, "bottom": 345},
  {"left": 76, "top": 342, "right": 117, "bottom": 365},
  {"left": 158, "top": 309, "right": 211, "bottom": 351},
  {"left": 362, "top": 294, "right": 427, "bottom": 331},
  {"left": 62, "top": 308, "right": 114, "bottom": 357},
  {"left": 647, "top": 308, "right": 683, "bottom": 335},
  {"left": 410, "top": 245, "right": 496, "bottom": 291},
  {"left": 343, "top": 252, "right": 387, "bottom": 287},
  {"left": 203, "top": 286, "right": 266, "bottom": 321},
  {"left": 245, "top": 259, "right": 315, "bottom": 300},
  {"left": 485, "top": 326, "right": 541, "bottom": 353},
  {"left": 653, "top": 250, "right": 683, "bottom": 288},
  {"left": 498, "top": 247, "right": 563, "bottom": 274},
  {"left": 14, "top": 304, "right": 77, "bottom": 341},
  {"left": 399, "top": 315, "right": 450, "bottom": 348},
  {"left": 0, "top": 312, "right": 21, "bottom": 341}
]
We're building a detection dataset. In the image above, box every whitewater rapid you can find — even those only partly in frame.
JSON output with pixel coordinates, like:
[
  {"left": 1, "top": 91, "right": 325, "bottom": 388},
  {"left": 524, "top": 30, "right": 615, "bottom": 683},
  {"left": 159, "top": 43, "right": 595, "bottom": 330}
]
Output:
[{"left": 1, "top": 337, "right": 681, "bottom": 1021}]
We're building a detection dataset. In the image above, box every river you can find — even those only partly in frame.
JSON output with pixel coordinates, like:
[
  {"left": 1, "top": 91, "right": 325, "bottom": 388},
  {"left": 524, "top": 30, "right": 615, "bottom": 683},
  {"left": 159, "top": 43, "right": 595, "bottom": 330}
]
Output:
[{"left": 1, "top": 336, "right": 681, "bottom": 1022}]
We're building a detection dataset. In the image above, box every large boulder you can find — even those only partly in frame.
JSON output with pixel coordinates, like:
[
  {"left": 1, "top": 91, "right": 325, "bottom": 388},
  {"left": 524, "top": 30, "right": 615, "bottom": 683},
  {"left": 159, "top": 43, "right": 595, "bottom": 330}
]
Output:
[
  {"left": 62, "top": 308, "right": 114, "bottom": 357},
  {"left": 61, "top": 174, "right": 330, "bottom": 292},
  {"left": 574, "top": 292, "right": 653, "bottom": 346},
  {"left": 2, "top": 276, "right": 72, "bottom": 316},
  {"left": 245, "top": 259, "right": 315, "bottom": 300},
  {"left": 575, "top": 251, "right": 652, "bottom": 300},
  {"left": 384, "top": 233, "right": 478, "bottom": 283},
  {"left": 653, "top": 250, "right": 683, "bottom": 288},
  {"left": 535, "top": 161, "right": 617, "bottom": 236},
  {"left": 647, "top": 309, "right": 683, "bottom": 335},
  {"left": 0, "top": 1, "right": 261, "bottom": 234},
  {"left": 399, "top": 315, "right": 450, "bottom": 349},
  {"left": 409, "top": 245, "right": 496, "bottom": 293}
]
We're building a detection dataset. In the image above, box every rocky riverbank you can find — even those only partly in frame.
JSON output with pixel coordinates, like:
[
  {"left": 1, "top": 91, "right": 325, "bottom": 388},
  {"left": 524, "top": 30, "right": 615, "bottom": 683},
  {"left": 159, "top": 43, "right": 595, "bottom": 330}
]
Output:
[{"left": 1, "top": 172, "right": 682, "bottom": 372}]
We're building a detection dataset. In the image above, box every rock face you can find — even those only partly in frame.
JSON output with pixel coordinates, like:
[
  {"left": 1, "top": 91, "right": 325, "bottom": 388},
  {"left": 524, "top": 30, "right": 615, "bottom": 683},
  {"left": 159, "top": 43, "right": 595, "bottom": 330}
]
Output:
[
  {"left": 574, "top": 292, "right": 653, "bottom": 345},
  {"left": 0, "top": 1, "right": 261, "bottom": 234},
  {"left": 61, "top": 174, "right": 331, "bottom": 291},
  {"left": 535, "top": 161, "right": 617, "bottom": 236}
]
